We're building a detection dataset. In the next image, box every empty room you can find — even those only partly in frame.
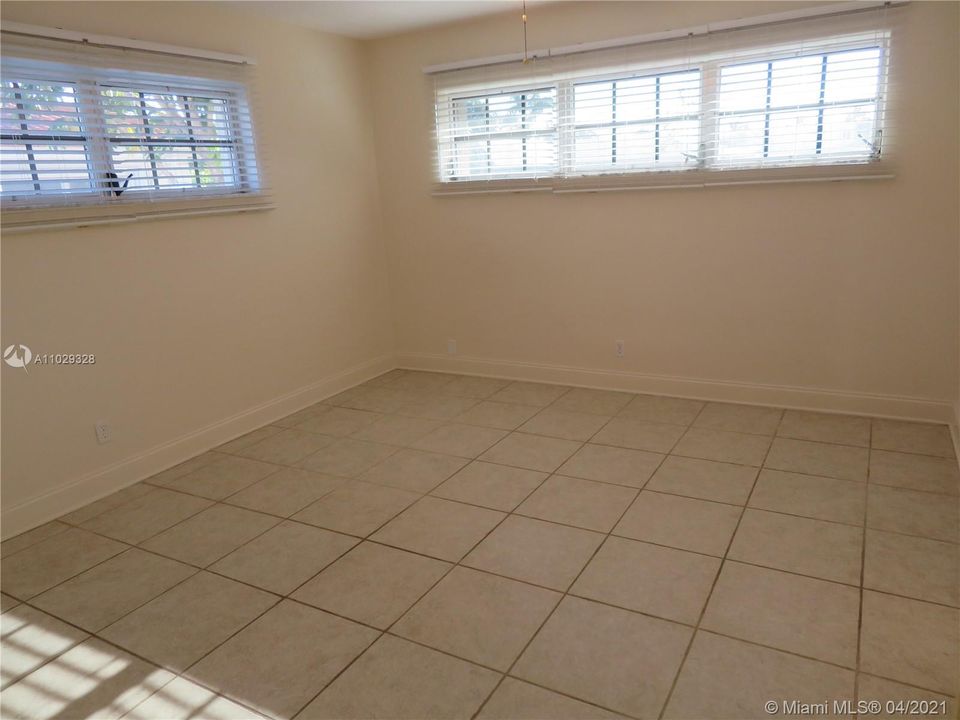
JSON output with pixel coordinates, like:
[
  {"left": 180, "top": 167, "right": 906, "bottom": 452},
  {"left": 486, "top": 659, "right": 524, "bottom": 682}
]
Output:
[{"left": 1, "top": 0, "right": 958, "bottom": 718}]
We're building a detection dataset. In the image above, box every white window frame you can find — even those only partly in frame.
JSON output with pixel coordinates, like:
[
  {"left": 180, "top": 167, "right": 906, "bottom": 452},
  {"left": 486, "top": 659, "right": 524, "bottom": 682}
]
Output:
[
  {"left": 433, "top": 32, "right": 892, "bottom": 192},
  {"left": 2, "top": 61, "right": 260, "bottom": 209}
]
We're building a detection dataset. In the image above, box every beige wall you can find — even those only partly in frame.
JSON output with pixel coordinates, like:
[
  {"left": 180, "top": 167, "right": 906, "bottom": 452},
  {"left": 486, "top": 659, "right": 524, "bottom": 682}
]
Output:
[
  {"left": 1, "top": 1, "right": 958, "bottom": 536},
  {"left": 1, "top": 2, "right": 395, "bottom": 535},
  {"left": 368, "top": 1, "right": 959, "bottom": 419}
]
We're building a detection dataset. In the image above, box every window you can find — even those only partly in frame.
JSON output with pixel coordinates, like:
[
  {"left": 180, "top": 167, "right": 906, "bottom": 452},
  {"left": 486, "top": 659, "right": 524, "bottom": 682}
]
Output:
[
  {"left": 571, "top": 70, "right": 701, "bottom": 172},
  {"left": 1, "top": 62, "right": 259, "bottom": 208},
  {"left": 715, "top": 48, "right": 882, "bottom": 167},
  {"left": 443, "top": 88, "right": 556, "bottom": 180},
  {"left": 432, "top": 22, "right": 891, "bottom": 188}
]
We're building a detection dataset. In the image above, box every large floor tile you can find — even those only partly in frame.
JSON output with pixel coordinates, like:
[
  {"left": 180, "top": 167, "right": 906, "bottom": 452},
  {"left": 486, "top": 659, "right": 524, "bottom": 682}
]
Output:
[
  {"left": 141, "top": 504, "right": 279, "bottom": 567},
  {"left": 591, "top": 417, "right": 685, "bottom": 453},
  {"left": 860, "top": 591, "right": 958, "bottom": 695},
  {"left": 334, "top": 387, "right": 414, "bottom": 415},
  {"left": 513, "top": 596, "right": 691, "bottom": 718},
  {"left": 777, "top": 410, "right": 871, "bottom": 447},
  {"left": 519, "top": 408, "right": 610, "bottom": 442},
  {"left": 144, "top": 452, "right": 223, "bottom": 487},
  {"left": 224, "top": 468, "right": 346, "bottom": 517},
  {"left": 1, "top": 527, "right": 126, "bottom": 599},
  {"left": 764, "top": 438, "right": 868, "bottom": 482},
  {"left": 188, "top": 600, "right": 378, "bottom": 719},
  {"left": 292, "top": 481, "right": 419, "bottom": 536},
  {"left": 158, "top": 456, "right": 280, "bottom": 500},
  {"left": 124, "top": 675, "right": 269, "bottom": 719},
  {"left": 360, "top": 448, "right": 468, "bottom": 493},
  {"left": 32, "top": 548, "right": 195, "bottom": 632},
  {"left": 663, "top": 632, "right": 854, "bottom": 719},
  {"left": 393, "top": 567, "right": 560, "bottom": 670},
  {"left": 863, "top": 528, "right": 958, "bottom": 606},
  {"left": 294, "top": 542, "right": 449, "bottom": 629},
  {"left": 478, "top": 678, "right": 627, "bottom": 720},
  {"left": 464, "top": 515, "right": 604, "bottom": 590},
  {"left": 1, "top": 606, "right": 88, "bottom": 690},
  {"left": 869, "top": 449, "right": 959, "bottom": 495},
  {"left": 299, "top": 634, "right": 499, "bottom": 720},
  {"left": 728, "top": 509, "right": 862, "bottom": 584},
  {"left": 480, "top": 433, "right": 582, "bottom": 473},
  {"left": 1, "top": 594, "right": 19, "bottom": 612},
  {"left": 672, "top": 428, "right": 771, "bottom": 466},
  {"left": 645, "top": 456, "right": 756, "bottom": 505},
  {"left": 488, "top": 381, "right": 570, "bottom": 407},
  {"left": 60, "top": 483, "right": 154, "bottom": 526},
  {"left": 216, "top": 425, "right": 285, "bottom": 455},
  {"left": 856, "top": 674, "right": 957, "bottom": 719},
  {"left": 299, "top": 439, "right": 399, "bottom": 478},
  {"left": 551, "top": 388, "right": 633, "bottom": 416},
  {"left": 431, "top": 461, "right": 547, "bottom": 511},
  {"left": 235, "top": 429, "right": 335, "bottom": 466},
  {"left": 397, "top": 393, "right": 479, "bottom": 421},
  {"left": 81, "top": 488, "right": 212, "bottom": 544},
  {"left": 614, "top": 491, "right": 741, "bottom": 556},
  {"left": 617, "top": 394, "right": 703, "bottom": 426},
  {"left": 1, "top": 521, "right": 70, "bottom": 557},
  {"left": 558, "top": 444, "right": 663, "bottom": 488},
  {"left": 273, "top": 404, "right": 329, "bottom": 428},
  {"left": 387, "top": 371, "right": 457, "bottom": 393},
  {"left": 410, "top": 423, "right": 508, "bottom": 458},
  {"left": 211, "top": 521, "right": 357, "bottom": 595},
  {"left": 351, "top": 415, "right": 440, "bottom": 446},
  {"left": 693, "top": 402, "right": 783, "bottom": 435},
  {"left": 371, "top": 497, "right": 505, "bottom": 561},
  {"left": 572, "top": 537, "right": 719, "bottom": 624},
  {"left": 517, "top": 475, "right": 637, "bottom": 533},
  {"left": 871, "top": 419, "right": 955, "bottom": 458},
  {"left": 0, "top": 637, "right": 174, "bottom": 720},
  {"left": 440, "top": 375, "right": 511, "bottom": 399},
  {"left": 455, "top": 400, "right": 541, "bottom": 430},
  {"left": 295, "top": 407, "right": 382, "bottom": 437},
  {"left": 748, "top": 469, "right": 866, "bottom": 525},
  {"left": 701, "top": 562, "right": 860, "bottom": 667},
  {"left": 867, "top": 484, "right": 959, "bottom": 542},
  {"left": 100, "top": 571, "right": 276, "bottom": 672}
]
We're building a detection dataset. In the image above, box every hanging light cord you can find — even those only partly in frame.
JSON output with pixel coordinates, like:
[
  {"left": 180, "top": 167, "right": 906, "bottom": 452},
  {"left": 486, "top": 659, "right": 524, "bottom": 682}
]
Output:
[{"left": 522, "top": 0, "right": 529, "bottom": 63}]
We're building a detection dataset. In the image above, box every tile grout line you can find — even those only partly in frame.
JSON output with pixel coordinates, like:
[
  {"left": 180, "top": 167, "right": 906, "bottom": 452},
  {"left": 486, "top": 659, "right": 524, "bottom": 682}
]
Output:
[
  {"left": 853, "top": 420, "right": 874, "bottom": 716},
  {"left": 469, "top": 431, "right": 670, "bottom": 720},
  {"left": 287, "top": 472, "right": 531, "bottom": 720},
  {"left": 656, "top": 403, "right": 778, "bottom": 720},
  {"left": 5, "top": 377, "right": 957, "bottom": 714}
]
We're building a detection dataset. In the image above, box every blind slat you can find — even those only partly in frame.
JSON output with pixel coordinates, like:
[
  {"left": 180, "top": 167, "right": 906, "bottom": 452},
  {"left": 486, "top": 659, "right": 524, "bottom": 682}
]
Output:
[
  {"left": 0, "top": 33, "right": 265, "bottom": 211},
  {"left": 432, "top": 6, "right": 897, "bottom": 185}
]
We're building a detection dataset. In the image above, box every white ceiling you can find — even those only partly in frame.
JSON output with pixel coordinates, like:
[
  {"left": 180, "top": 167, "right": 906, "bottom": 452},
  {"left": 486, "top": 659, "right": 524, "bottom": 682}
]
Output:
[{"left": 227, "top": 1, "right": 533, "bottom": 39}]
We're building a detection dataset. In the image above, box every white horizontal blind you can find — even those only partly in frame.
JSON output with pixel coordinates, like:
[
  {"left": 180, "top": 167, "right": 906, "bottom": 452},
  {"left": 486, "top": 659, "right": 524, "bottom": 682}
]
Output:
[
  {"left": 1, "top": 31, "right": 263, "bottom": 211},
  {"left": 431, "top": 4, "right": 899, "bottom": 188}
]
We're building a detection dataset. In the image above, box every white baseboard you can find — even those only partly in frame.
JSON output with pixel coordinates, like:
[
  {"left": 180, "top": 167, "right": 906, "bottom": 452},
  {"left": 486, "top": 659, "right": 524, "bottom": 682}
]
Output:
[
  {"left": 398, "top": 352, "right": 956, "bottom": 424},
  {"left": 1, "top": 353, "right": 396, "bottom": 540}
]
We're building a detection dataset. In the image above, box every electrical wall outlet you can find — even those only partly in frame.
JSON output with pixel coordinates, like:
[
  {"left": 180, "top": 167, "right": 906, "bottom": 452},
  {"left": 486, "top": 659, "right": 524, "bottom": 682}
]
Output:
[
  {"left": 616, "top": 340, "right": 625, "bottom": 358},
  {"left": 95, "top": 422, "right": 112, "bottom": 444},
  {"left": 447, "top": 339, "right": 457, "bottom": 355}
]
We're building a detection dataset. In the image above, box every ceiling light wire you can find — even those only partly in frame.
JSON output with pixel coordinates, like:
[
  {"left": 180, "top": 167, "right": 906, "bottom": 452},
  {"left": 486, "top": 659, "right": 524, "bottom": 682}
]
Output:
[{"left": 521, "top": 0, "right": 529, "bottom": 63}]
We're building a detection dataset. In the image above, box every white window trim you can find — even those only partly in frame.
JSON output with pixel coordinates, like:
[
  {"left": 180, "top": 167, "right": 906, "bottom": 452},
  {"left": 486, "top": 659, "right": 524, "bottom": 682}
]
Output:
[{"left": 431, "top": 5, "right": 898, "bottom": 195}]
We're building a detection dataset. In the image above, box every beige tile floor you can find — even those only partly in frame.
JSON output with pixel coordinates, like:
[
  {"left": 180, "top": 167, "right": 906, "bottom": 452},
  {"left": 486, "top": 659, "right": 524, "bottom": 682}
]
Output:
[{"left": 1, "top": 369, "right": 958, "bottom": 720}]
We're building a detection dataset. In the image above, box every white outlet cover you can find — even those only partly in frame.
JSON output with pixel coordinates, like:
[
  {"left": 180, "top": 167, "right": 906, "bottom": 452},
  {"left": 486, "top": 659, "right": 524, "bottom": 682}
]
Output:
[
  {"left": 447, "top": 339, "right": 457, "bottom": 355},
  {"left": 95, "top": 422, "right": 111, "bottom": 444}
]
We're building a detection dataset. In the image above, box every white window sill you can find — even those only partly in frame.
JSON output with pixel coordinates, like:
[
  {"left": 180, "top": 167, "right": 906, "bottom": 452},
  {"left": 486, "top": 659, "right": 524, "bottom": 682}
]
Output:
[
  {"left": 432, "top": 163, "right": 895, "bottom": 196},
  {"left": 1, "top": 194, "right": 275, "bottom": 234}
]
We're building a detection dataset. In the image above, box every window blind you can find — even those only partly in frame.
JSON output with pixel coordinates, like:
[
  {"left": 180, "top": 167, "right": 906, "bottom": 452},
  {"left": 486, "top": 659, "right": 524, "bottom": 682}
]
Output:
[
  {"left": 1, "top": 29, "right": 269, "bottom": 227},
  {"left": 431, "top": 3, "right": 901, "bottom": 192}
]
